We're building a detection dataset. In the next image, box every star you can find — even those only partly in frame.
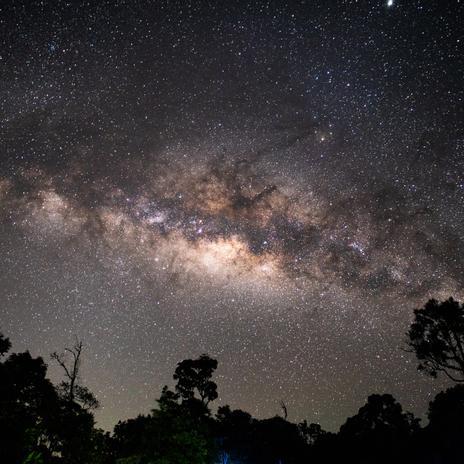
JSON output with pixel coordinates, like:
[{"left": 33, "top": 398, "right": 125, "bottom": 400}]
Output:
[{"left": 1, "top": 0, "right": 461, "bottom": 434}]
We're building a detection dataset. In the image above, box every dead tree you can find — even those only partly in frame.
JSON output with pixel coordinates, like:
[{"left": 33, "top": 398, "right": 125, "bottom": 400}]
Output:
[
  {"left": 280, "top": 400, "right": 288, "bottom": 420},
  {"left": 51, "top": 338, "right": 99, "bottom": 410}
]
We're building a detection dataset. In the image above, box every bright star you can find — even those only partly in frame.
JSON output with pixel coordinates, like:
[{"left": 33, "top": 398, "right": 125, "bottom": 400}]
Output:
[{"left": 387, "top": 0, "right": 394, "bottom": 6}]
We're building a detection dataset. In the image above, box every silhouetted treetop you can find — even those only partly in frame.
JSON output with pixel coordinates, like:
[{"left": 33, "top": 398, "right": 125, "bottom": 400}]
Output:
[
  {"left": 408, "top": 298, "right": 464, "bottom": 382},
  {"left": 173, "top": 354, "right": 218, "bottom": 406},
  {"left": 299, "top": 420, "right": 328, "bottom": 446},
  {"left": 340, "top": 394, "right": 419, "bottom": 437},
  {"left": 428, "top": 384, "right": 464, "bottom": 428},
  {"left": 0, "top": 331, "right": 11, "bottom": 357},
  {"left": 51, "top": 339, "right": 99, "bottom": 410},
  {"left": 4, "top": 303, "right": 464, "bottom": 464},
  {"left": 425, "top": 385, "right": 464, "bottom": 464}
]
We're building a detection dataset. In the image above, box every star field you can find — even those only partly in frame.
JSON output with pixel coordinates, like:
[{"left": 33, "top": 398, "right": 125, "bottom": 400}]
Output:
[{"left": 1, "top": 0, "right": 463, "bottom": 431}]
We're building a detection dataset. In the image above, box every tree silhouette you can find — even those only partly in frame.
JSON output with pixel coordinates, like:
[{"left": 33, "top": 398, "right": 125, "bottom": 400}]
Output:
[
  {"left": 6, "top": 323, "right": 464, "bottom": 463},
  {"left": 418, "top": 385, "right": 464, "bottom": 464},
  {"left": 279, "top": 400, "right": 288, "bottom": 419},
  {"left": 252, "top": 416, "right": 308, "bottom": 464},
  {"left": 173, "top": 354, "right": 218, "bottom": 407},
  {"left": 50, "top": 339, "right": 101, "bottom": 464},
  {"left": 0, "top": 331, "right": 11, "bottom": 357},
  {"left": 0, "top": 332, "right": 104, "bottom": 464},
  {"left": 113, "top": 414, "right": 154, "bottom": 461},
  {"left": 299, "top": 420, "right": 327, "bottom": 446},
  {"left": 340, "top": 394, "right": 419, "bottom": 437},
  {"left": 215, "top": 406, "right": 255, "bottom": 463},
  {"left": 428, "top": 384, "right": 464, "bottom": 427},
  {"left": 408, "top": 298, "right": 464, "bottom": 382},
  {"left": 51, "top": 339, "right": 99, "bottom": 410},
  {"left": 0, "top": 349, "right": 61, "bottom": 463},
  {"left": 113, "top": 355, "right": 220, "bottom": 464},
  {"left": 339, "top": 394, "right": 419, "bottom": 464},
  {"left": 215, "top": 406, "right": 310, "bottom": 464}
]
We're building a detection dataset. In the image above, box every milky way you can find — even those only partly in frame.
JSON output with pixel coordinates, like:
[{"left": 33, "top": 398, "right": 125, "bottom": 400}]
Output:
[{"left": 1, "top": 1, "right": 463, "bottom": 430}]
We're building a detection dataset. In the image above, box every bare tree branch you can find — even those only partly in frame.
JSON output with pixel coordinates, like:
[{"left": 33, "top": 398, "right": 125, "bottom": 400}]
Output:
[{"left": 51, "top": 339, "right": 99, "bottom": 409}]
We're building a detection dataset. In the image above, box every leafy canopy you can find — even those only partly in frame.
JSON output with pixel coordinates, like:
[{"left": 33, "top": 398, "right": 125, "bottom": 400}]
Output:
[{"left": 408, "top": 298, "right": 464, "bottom": 382}]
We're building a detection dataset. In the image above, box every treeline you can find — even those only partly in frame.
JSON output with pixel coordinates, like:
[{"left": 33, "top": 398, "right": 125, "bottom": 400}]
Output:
[{"left": 1, "top": 297, "right": 463, "bottom": 464}]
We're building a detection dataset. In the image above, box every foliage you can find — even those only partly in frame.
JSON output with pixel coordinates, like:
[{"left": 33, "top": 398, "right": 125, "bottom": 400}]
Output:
[
  {"left": 299, "top": 420, "right": 327, "bottom": 446},
  {"left": 3, "top": 295, "right": 464, "bottom": 464},
  {"left": 340, "top": 394, "right": 419, "bottom": 437},
  {"left": 338, "top": 394, "right": 419, "bottom": 464},
  {"left": 428, "top": 384, "right": 464, "bottom": 426},
  {"left": 408, "top": 298, "right": 464, "bottom": 382},
  {"left": 0, "top": 331, "right": 11, "bottom": 357},
  {"left": 0, "top": 334, "right": 101, "bottom": 464},
  {"left": 113, "top": 399, "right": 213, "bottom": 464},
  {"left": 0, "top": 351, "right": 61, "bottom": 463},
  {"left": 113, "top": 354, "right": 219, "bottom": 464},
  {"left": 22, "top": 451, "right": 45, "bottom": 464},
  {"left": 173, "top": 354, "right": 218, "bottom": 407}
]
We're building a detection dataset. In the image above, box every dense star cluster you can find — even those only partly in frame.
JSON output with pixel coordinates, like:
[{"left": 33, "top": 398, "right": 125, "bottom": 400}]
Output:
[{"left": 0, "top": 1, "right": 463, "bottom": 430}]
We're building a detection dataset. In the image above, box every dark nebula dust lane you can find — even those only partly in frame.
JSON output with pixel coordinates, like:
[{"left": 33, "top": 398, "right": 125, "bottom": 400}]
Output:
[{"left": 0, "top": 0, "right": 463, "bottom": 430}]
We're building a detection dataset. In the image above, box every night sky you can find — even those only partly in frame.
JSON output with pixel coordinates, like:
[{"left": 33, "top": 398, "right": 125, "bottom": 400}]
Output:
[{"left": 1, "top": 0, "right": 463, "bottom": 431}]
